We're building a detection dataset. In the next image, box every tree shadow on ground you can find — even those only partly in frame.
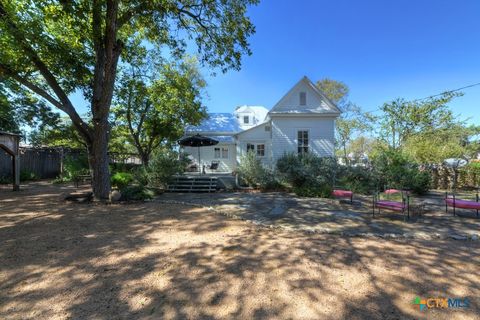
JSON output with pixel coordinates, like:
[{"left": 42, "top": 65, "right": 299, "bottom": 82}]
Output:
[{"left": 0, "top": 183, "right": 479, "bottom": 319}]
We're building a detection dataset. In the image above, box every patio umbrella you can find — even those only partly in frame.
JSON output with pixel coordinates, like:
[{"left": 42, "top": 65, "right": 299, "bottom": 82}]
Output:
[{"left": 178, "top": 134, "right": 219, "bottom": 173}]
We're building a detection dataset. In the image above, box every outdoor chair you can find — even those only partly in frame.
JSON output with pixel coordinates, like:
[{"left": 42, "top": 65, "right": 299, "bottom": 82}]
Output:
[
  {"left": 209, "top": 161, "right": 220, "bottom": 171},
  {"left": 332, "top": 189, "right": 354, "bottom": 204},
  {"left": 373, "top": 189, "right": 410, "bottom": 220},
  {"left": 445, "top": 192, "right": 480, "bottom": 218}
]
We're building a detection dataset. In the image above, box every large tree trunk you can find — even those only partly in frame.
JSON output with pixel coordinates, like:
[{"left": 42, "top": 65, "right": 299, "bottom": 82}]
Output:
[{"left": 89, "top": 119, "right": 111, "bottom": 200}]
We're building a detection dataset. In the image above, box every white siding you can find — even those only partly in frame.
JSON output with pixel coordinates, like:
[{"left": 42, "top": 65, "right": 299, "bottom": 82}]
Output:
[
  {"left": 270, "top": 80, "right": 333, "bottom": 114},
  {"left": 271, "top": 116, "right": 335, "bottom": 160},
  {"left": 235, "top": 123, "right": 273, "bottom": 167},
  {"left": 183, "top": 143, "right": 236, "bottom": 172}
]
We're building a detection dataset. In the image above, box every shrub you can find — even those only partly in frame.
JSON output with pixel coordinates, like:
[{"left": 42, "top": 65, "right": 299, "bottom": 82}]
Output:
[
  {"left": 133, "top": 166, "right": 150, "bottom": 186},
  {"left": 111, "top": 172, "right": 134, "bottom": 190},
  {"left": 121, "top": 185, "right": 155, "bottom": 201},
  {"left": 276, "top": 152, "right": 336, "bottom": 197},
  {"left": 147, "top": 149, "right": 187, "bottom": 188},
  {"left": 409, "top": 170, "right": 431, "bottom": 195},
  {"left": 337, "top": 165, "right": 377, "bottom": 195},
  {"left": 62, "top": 154, "right": 89, "bottom": 181},
  {"left": 237, "top": 151, "right": 279, "bottom": 190},
  {"left": 0, "top": 175, "right": 10, "bottom": 184},
  {"left": 20, "top": 170, "right": 38, "bottom": 182},
  {"left": 371, "top": 148, "right": 431, "bottom": 195},
  {"left": 293, "top": 181, "right": 332, "bottom": 198}
]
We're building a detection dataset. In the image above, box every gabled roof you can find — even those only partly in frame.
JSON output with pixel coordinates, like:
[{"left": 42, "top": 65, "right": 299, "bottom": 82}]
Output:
[
  {"left": 185, "top": 113, "right": 241, "bottom": 133},
  {"left": 234, "top": 105, "right": 269, "bottom": 124},
  {"left": 268, "top": 76, "right": 342, "bottom": 115}
]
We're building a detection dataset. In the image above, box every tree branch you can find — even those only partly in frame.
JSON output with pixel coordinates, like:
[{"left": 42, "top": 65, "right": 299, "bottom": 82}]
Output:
[{"left": 0, "top": 3, "right": 92, "bottom": 142}]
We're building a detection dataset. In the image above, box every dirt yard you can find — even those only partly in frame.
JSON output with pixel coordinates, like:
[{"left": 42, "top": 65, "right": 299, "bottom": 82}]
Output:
[{"left": 1, "top": 182, "right": 479, "bottom": 319}]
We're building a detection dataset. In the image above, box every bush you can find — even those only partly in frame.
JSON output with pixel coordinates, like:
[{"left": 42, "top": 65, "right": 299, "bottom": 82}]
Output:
[
  {"left": 62, "top": 154, "right": 89, "bottom": 181},
  {"left": 237, "top": 151, "right": 279, "bottom": 190},
  {"left": 121, "top": 185, "right": 155, "bottom": 201},
  {"left": 0, "top": 175, "right": 10, "bottom": 184},
  {"left": 337, "top": 165, "right": 377, "bottom": 195},
  {"left": 276, "top": 153, "right": 336, "bottom": 197},
  {"left": 20, "top": 170, "right": 38, "bottom": 182},
  {"left": 293, "top": 181, "right": 332, "bottom": 198},
  {"left": 409, "top": 170, "right": 431, "bottom": 195},
  {"left": 133, "top": 166, "right": 150, "bottom": 187},
  {"left": 371, "top": 148, "right": 431, "bottom": 195},
  {"left": 111, "top": 172, "right": 134, "bottom": 190},
  {"left": 147, "top": 149, "right": 187, "bottom": 188}
]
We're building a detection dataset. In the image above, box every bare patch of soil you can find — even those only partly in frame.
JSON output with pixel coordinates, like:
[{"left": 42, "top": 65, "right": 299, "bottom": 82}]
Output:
[{"left": 0, "top": 182, "right": 479, "bottom": 319}]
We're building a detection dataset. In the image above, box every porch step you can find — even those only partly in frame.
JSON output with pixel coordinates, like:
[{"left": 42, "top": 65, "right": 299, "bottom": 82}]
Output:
[{"left": 167, "top": 176, "right": 218, "bottom": 193}]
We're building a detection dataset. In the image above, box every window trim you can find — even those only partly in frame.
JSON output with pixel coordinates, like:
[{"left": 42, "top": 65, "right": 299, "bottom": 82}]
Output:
[
  {"left": 297, "top": 129, "right": 309, "bottom": 154},
  {"left": 246, "top": 142, "right": 266, "bottom": 157},
  {"left": 256, "top": 144, "right": 265, "bottom": 157},
  {"left": 299, "top": 91, "right": 307, "bottom": 106},
  {"left": 214, "top": 146, "right": 229, "bottom": 159}
]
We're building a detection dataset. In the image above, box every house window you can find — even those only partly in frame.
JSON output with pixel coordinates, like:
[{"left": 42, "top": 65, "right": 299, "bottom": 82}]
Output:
[
  {"left": 246, "top": 143, "right": 265, "bottom": 157},
  {"left": 221, "top": 147, "right": 229, "bottom": 159},
  {"left": 300, "top": 92, "right": 306, "bottom": 106},
  {"left": 256, "top": 144, "right": 265, "bottom": 157},
  {"left": 298, "top": 130, "right": 309, "bottom": 154},
  {"left": 243, "top": 115, "right": 249, "bottom": 124},
  {"left": 214, "top": 147, "right": 229, "bottom": 159}
]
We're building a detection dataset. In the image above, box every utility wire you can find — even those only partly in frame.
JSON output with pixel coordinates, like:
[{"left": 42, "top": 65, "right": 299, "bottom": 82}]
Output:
[{"left": 363, "top": 81, "right": 480, "bottom": 114}]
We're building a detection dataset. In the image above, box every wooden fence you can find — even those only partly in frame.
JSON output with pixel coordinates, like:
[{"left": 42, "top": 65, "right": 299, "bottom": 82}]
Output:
[{"left": 0, "top": 147, "right": 141, "bottom": 181}]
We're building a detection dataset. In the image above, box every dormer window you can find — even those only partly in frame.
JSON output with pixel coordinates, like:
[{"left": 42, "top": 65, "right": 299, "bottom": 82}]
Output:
[
  {"left": 243, "top": 115, "right": 249, "bottom": 124},
  {"left": 300, "top": 92, "right": 306, "bottom": 106}
]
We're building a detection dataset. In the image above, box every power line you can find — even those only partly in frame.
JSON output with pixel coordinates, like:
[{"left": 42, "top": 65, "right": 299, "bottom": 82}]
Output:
[{"left": 363, "top": 81, "right": 480, "bottom": 114}]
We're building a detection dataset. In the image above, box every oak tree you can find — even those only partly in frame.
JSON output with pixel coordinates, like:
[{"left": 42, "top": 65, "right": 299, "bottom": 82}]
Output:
[{"left": 0, "top": 0, "right": 258, "bottom": 199}]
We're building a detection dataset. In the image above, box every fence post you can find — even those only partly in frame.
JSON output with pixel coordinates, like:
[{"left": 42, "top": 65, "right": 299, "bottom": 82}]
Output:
[{"left": 13, "top": 154, "right": 20, "bottom": 191}]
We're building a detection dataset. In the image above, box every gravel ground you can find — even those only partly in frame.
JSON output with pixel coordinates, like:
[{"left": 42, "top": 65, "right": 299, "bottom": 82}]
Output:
[{"left": 0, "top": 182, "right": 479, "bottom": 320}]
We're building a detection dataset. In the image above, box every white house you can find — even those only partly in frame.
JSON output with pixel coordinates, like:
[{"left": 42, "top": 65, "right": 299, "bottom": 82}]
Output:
[{"left": 182, "top": 76, "right": 342, "bottom": 173}]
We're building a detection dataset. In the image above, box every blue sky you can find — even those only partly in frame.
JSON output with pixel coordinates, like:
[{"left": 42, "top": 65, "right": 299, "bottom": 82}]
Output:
[
  {"left": 199, "top": 0, "right": 480, "bottom": 123},
  {"left": 73, "top": 0, "right": 480, "bottom": 124}
]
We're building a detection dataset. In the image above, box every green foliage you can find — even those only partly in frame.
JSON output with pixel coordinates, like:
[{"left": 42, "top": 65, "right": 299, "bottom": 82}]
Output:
[
  {"left": 121, "top": 185, "right": 155, "bottom": 201},
  {"left": 29, "top": 118, "right": 85, "bottom": 148},
  {"left": 403, "top": 124, "right": 480, "bottom": 164},
  {"left": 62, "top": 154, "right": 89, "bottom": 181},
  {"left": 315, "top": 78, "right": 349, "bottom": 105},
  {"left": 113, "top": 56, "right": 207, "bottom": 164},
  {"left": 276, "top": 153, "right": 336, "bottom": 187},
  {"left": 133, "top": 166, "right": 150, "bottom": 187},
  {"left": 371, "top": 148, "right": 431, "bottom": 195},
  {"left": 380, "top": 92, "right": 462, "bottom": 149},
  {"left": 315, "top": 79, "right": 375, "bottom": 163},
  {"left": 293, "top": 182, "right": 332, "bottom": 198},
  {"left": 276, "top": 153, "right": 336, "bottom": 197},
  {"left": 457, "top": 161, "right": 480, "bottom": 189},
  {"left": 20, "top": 170, "right": 38, "bottom": 182},
  {"left": 0, "top": 175, "right": 11, "bottom": 184},
  {"left": 1, "top": 0, "right": 259, "bottom": 199},
  {"left": 0, "top": 79, "right": 60, "bottom": 133},
  {"left": 337, "top": 166, "right": 377, "bottom": 195},
  {"left": 237, "top": 151, "right": 279, "bottom": 190},
  {"left": 146, "top": 150, "right": 187, "bottom": 187},
  {"left": 111, "top": 172, "right": 134, "bottom": 190}
]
